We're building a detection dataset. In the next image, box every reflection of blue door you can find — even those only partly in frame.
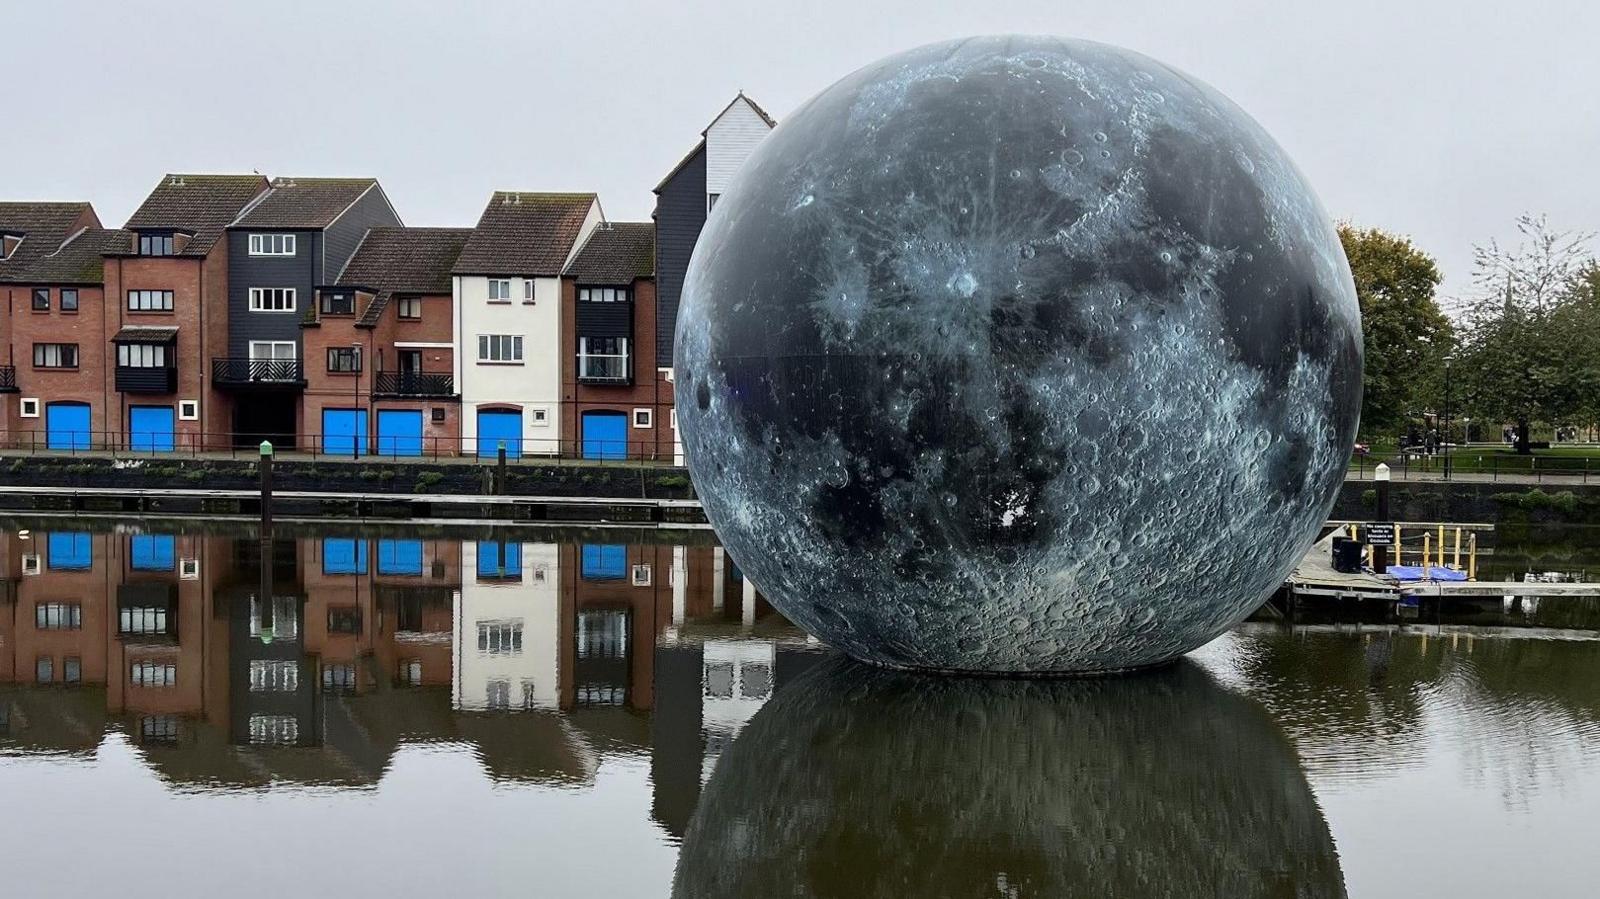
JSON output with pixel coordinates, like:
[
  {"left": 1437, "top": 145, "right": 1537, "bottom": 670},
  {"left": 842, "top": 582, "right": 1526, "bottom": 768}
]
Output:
[
  {"left": 477, "top": 410, "right": 522, "bottom": 459},
  {"left": 376, "top": 410, "right": 424, "bottom": 457},
  {"left": 129, "top": 405, "right": 175, "bottom": 452},
  {"left": 131, "top": 534, "right": 176, "bottom": 570},
  {"left": 323, "top": 538, "right": 368, "bottom": 574},
  {"left": 378, "top": 539, "right": 423, "bottom": 575},
  {"left": 45, "top": 402, "right": 91, "bottom": 450},
  {"left": 476, "top": 541, "right": 522, "bottom": 579},
  {"left": 581, "top": 544, "right": 626, "bottom": 580},
  {"left": 582, "top": 411, "right": 628, "bottom": 460},
  {"left": 48, "top": 532, "right": 92, "bottom": 570},
  {"left": 323, "top": 409, "right": 369, "bottom": 456}
]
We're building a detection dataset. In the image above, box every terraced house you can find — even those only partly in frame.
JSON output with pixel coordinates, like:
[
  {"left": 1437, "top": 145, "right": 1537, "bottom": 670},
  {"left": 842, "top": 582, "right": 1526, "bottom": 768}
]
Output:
[
  {"left": 217, "top": 177, "right": 401, "bottom": 449},
  {"left": 560, "top": 222, "right": 671, "bottom": 460},
  {"left": 453, "top": 192, "right": 601, "bottom": 457},
  {"left": 0, "top": 201, "right": 104, "bottom": 449},
  {"left": 102, "top": 174, "right": 271, "bottom": 451},
  {"left": 303, "top": 227, "right": 472, "bottom": 456}
]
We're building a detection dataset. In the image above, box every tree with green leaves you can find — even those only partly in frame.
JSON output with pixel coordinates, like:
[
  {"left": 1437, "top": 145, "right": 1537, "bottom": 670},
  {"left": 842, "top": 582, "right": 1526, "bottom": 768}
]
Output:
[
  {"left": 1337, "top": 224, "right": 1450, "bottom": 440},
  {"left": 1453, "top": 215, "right": 1596, "bottom": 452}
]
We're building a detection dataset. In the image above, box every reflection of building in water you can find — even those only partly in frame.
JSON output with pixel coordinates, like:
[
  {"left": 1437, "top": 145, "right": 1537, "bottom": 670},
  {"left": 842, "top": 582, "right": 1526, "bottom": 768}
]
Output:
[
  {"left": 0, "top": 529, "right": 821, "bottom": 810},
  {"left": 456, "top": 540, "right": 560, "bottom": 710}
]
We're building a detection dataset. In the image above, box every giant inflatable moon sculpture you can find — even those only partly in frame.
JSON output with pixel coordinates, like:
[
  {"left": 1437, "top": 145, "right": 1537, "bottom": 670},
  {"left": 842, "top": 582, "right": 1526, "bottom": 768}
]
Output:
[{"left": 674, "top": 35, "right": 1362, "bottom": 673}]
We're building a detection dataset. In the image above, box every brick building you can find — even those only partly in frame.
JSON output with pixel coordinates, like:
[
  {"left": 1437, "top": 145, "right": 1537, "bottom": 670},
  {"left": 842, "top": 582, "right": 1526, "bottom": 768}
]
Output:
[
  {"left": 304, "top": 227, "right": 471, "bottom": 456},
  {"left": 101, "top": 174, "right": 271, "bottom": 451},
  {"left": 561, "top": 221, "right": 674, "bottom": 460}
]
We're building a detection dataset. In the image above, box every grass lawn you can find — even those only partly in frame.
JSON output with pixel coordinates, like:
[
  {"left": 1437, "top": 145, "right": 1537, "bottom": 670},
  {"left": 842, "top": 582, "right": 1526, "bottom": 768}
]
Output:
[{"left": 1427, "top": 444, "right": 1600, "bottom": 475}]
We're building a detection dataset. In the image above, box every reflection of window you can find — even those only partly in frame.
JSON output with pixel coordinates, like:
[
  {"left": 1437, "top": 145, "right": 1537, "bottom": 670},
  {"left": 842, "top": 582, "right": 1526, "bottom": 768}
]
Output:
[
  {"left": 322, "top": 663, "right": 357, "bottom": 692},
  {"left": 36, "top": 657, "right": 53, "bottom": 684},
  {"left": 486, "top": 680, "right": 510, "bottom": 709},
  {"left": 139, "top": 716, "right": 180, "bottom": 744},
  {"left": 249, "top": 660, "right": 299, "bottom": 692},
  {"left": 476, "top": 541, "right": 521, "bottom": 579},
  {"left": 130, "top": 534, "right": 176, "bottom": 570},
  {"left": 47, "top": 533, "right": 91, "bottom": 570},
  {"left": 250, "top": 595, "right": 300, "bottom": 642},
  {"left": 521, "top": 680, "right": 538, "bottom": 709},
  {"left": 120, "top": 605, "right": 168, "bottom": 636},
  {"left": 249, "top": 715, "right": 299, "bottom": 745},
  {"left": 477, "top": 620, "right": 523, "bottom": 654},
  {"left": 63, "top": 658, "right": 81, "bottom": 684},
  {"left": 741, "top": 662, "right": 772, "bottom": 699},
  {"left": 36, "top": 602, "right": 81, "bottom": 630},
  {"left": 703, "top": 661, "right": 734, "bottom": 698},
  {"left": 581, "top": 544, "right": 626, "bottom": 580},
  {"left": 131, "top": 661, "right": 176, "bottom": 687},
  {"left": 401, "top": 660, "right": 422, "bottom": 686},
  {"left": 577, "top": 610, "right": 629, "bottom": 659},
  {"left": 328, "top": 606, "right": 362, "bottom": 635}
]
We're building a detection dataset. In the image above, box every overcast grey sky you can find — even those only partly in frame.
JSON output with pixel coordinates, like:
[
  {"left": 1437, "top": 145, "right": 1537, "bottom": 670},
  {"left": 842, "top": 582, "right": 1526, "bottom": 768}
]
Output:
[{"left": 6, "top": 0, "right": 1597, "bottom": 297}]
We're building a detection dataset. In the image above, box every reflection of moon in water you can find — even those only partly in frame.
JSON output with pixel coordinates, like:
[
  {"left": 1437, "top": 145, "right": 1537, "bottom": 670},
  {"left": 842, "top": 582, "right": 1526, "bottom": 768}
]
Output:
[{"left": 673, "top": 657, "right": 1345, "bottom": 898}]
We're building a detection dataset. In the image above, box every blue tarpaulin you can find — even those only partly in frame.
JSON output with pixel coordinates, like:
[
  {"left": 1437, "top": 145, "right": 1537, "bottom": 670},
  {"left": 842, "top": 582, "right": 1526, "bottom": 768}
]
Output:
[{"left": 1387, "top": 565, "right": 1469, "bottom": 582}]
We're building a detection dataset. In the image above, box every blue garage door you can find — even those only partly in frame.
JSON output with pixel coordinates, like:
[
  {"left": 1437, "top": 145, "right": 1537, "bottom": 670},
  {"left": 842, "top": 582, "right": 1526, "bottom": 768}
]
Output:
[
  {"left": 376, "top": 410, "right": 424, "bottom": 457},
  {"left": 323, "top": 538, "right": 368, "bottom": 575},
  {"left": 45, "top": 402, "right": 91, "bottom": 451},
  {"left": 48, "top": 532, "right": 93, "bottom": 570},
  {"left": 129, "top": 405, "right": 175, "bottom": 453},
  {"left": 581, "top": 411, "right": 628, "bottom": 460},
  {"left": 131, "top": 534, "right": 176, "bottom": 570},
  {"left": 322, "top": 408, "right": 369, "bottom": 457},
  {"left": 378, "top": 539, "right": 423, "bottom": 575},
  {"left": 477, "top": 410, "right": 522, "bottom": 459},
  {"left": 477, "top": 540, "right": 522, "bottom": 579},
  {"left": 581, "top": 544, "right": 627, "bottom": 580}
]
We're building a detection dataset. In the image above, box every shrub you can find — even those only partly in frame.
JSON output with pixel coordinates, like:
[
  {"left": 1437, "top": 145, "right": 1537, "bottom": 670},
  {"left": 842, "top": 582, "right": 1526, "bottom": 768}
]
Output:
[
  {"left": 658, "top": 474, "right": 690, "bottom": 488},
  {"left": 413, "top": 471, "right": 444, "bottom": 494}
]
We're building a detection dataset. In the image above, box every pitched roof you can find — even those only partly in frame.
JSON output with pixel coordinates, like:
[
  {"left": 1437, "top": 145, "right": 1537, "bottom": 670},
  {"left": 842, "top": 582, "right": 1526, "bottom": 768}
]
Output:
[
  {"left": 452, "top": 192, "right": 598, "bottom": 276},
  {"left": 564, "top": 222, "right": 654, "bottom": 283},
  {"left": 113, "top": 325, "right": 180, "bottom": 343},
  {"left": 0, "top": 202, "right": 97, "bottom": 283},
  {"left": 232, "top": 177, "right": 388, "bottom": 229},
  {"left": 20, "top": 227, "right": 124, "bottom": 284},
  {"left": 122, "top": 174, "right": 269, "bottom": 257},
  {"left": 655, "top": 93, "right": 776, "bottom": 193},
  {"left": 333, "top": 227, "right": 473, "bottom": 327}
]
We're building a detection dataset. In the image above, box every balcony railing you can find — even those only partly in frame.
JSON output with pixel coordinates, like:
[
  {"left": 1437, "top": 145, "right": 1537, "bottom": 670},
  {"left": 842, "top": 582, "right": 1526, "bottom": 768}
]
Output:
[
  {"left": 212, "top": 357, "right": 305, "bottom": 387},
  {"left": 577, "top": 353, "right": 631, "bottom": 385},
  {"left": 0, "top": 364, "right": 14, "bottom": 392},
  {"left": 372, "top": 370, "right": 455, "bottom": 397},
  {"left": 116, "top": 366, "right": 178, "bottom": 394}
]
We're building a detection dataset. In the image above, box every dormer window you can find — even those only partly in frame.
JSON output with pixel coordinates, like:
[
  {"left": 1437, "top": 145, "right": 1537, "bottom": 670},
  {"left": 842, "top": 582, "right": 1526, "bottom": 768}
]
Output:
[
  {"left": 320, "top": 291, "right": 355, "bottom": 315},
  {"left": 249, "top": 233, "right": 296, "bottom": 256},
  {"left": 138, "top": 232, "right": 175, "bottom": 256}
]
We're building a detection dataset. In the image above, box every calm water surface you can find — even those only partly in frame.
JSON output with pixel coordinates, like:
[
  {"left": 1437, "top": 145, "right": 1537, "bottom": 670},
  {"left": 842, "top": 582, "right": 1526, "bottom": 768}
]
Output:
[{"left": 1, "top": 521, "right": 1598, "bottom": 898}]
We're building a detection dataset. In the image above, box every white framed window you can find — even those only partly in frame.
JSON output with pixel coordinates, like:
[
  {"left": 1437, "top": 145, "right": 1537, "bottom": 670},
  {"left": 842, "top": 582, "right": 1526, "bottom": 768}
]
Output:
[
  {"left": 531, "top": 408, "right": 549, "bottom": 426},
  {"left": 249, "top": 233, "right": 296, "bottom": 256},
  {"left": 127, "top": 290, "right": 174, "bottom": 311},
  {"left": 22, "top": 553, "right": 41, "bottom": 576},
  {"left": 523, "top": 279, "right": 536, "bottom": 303},
  {"left": 248, "top": 341, "right": 297, "bottom": 361},
  {"left": 578, "top": 337, "right": 629, "bottom": 380},
  {"left": 249, "top": 287, "right": 296, "bottom": 312},
  {"left": 249, "top": 660, "right": 299, "bottom": 692},
  {"left": 249, "top": 715, "right": 299, "bottom": 745},
  {"left": 20, "top": 398, "right": 39, "bottom": 418},
  {"left": 477, "top": 334, "right": 523, "bottom": 363},
  {"left": 670, "top": 408, "right": 677, "bottom": 430},
  {"left": 633, "top": 408, "right": 652, "bottom": 428},
  {"left": 117, "top": 344, "right": 168, "bottom": 368},
  {"left": 578, "top": 287, "right": 629, "bottom": 303},
  {"left": 487, "top": 279, "right": 512, "bottom": 301},
  {"left": 179, "top": 557, "right": 200, "bottom": 579},
  {"left": 178, "top": 400, "right": 199, "bottom": 421},
  {"left": 476, "top": 619, "right": 524, "bottom": 654},
  {"left": 631, "top": 564, "right": 652, "bottom": 587}
]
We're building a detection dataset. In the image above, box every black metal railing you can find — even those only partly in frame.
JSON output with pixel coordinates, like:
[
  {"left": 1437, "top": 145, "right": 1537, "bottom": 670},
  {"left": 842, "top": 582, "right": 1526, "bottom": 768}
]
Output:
[
  {"left": 372, "top": 370, "right": 454, "bottom": 397},
  {"left": 211, "top": 357, "right": 305, "bottom": 386},
  {"left": 116, "top": 366, "right": 178, "bottom": 394},
  {"left": 0, "top": 365, "right": 15, "bottom": 392}
]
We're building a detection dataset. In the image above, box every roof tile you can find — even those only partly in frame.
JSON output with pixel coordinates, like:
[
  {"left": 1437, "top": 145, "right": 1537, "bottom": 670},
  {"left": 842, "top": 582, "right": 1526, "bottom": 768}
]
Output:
[
  {"left": 121, "top": 174, "right": 269, "bottom": 257},
  {"left": 233, "top": 177, "right": 384, "bottom": 229},
  {"left": 564, "top": 222, "right": 655, "bottom": 283},
  {"left": 452, "top": 192, "right": 597, "bottom": 276},
  {"left": 0, "top": 202, "right": 97, "bottom": 282}
]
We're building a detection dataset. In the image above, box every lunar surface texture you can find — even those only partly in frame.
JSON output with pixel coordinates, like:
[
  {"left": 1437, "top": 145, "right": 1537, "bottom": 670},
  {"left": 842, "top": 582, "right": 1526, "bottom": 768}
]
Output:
[{"left": 674, "top": 35, "right": 1362, "bottom": 674}]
